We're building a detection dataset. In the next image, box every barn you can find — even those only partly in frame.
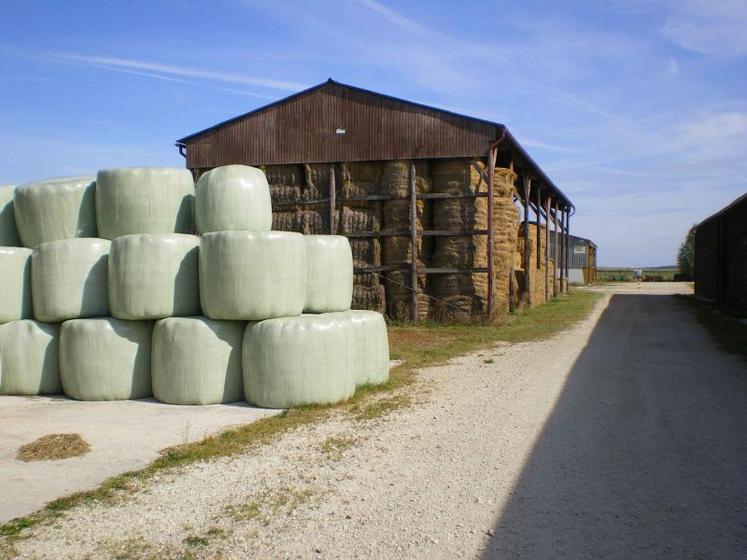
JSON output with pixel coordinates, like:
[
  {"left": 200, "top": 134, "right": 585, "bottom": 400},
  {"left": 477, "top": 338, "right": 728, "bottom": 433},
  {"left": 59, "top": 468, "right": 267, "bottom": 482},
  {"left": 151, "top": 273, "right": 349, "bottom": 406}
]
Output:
[{"left": 176, "top": 79, "right": 575, "bottom": 322}]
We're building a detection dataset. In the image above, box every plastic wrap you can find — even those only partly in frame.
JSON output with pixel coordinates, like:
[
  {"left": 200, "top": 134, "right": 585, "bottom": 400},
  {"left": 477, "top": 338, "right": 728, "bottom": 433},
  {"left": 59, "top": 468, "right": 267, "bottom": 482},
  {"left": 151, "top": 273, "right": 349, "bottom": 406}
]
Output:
[
  {"left": 59, "top": 318, "right": 152, "bottom": 401},
  {"left": 13, "top": 176, "right": 97, "bottom": 248},
  {"left": 109, "top": 233, "right": 200, "bottom": 320},
  {"left": 0, "top": 184, "right": 21, "bottom": 246},
  {"left": 304, "top": 235, "right": 354, "bottom": 313},
  {"left": 0, "top": 247, "right": 32, "bottom": 323},
  {"left": 195, "top": 165, "right": 272, "bottom": 234},
  {"left": 334, "top": 310, "right": 389, "bottom": 386},
  {"left": 242, "top": 314, "right": 355, "bottom": 408},
  {"left": 200, "top": 231, "right": 306, "bottom": 320},
  {"left": 96, "top": 168, "right": 195, "bottom": 239},
  {"left": 0, "top": 320, "right": 61, "bottom": 395},
  {"left": 31, "top": 238, "right": 110, "bottom": 322},
  {"left": 152, "top": 317, "right": 244, "bottom": 405}
]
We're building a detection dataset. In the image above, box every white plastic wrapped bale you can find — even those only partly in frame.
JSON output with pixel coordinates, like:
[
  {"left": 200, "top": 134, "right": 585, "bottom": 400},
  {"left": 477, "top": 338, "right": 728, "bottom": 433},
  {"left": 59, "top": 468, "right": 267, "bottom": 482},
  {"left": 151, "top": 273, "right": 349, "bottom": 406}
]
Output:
[
  {"left": 0, "top": 247, "right": 32, "bottom": 323},
  {"left": 333, "top": 310, "right": 389, "bottom": 386},
  {"left": 195, "top": 165, "right": 272, "bottom": 234},
  {"left": 304, "top": 235, "right": 354, "bottom": 313},
  {"left": 0, "top": 320, "right": 61, "bottom": 395},
  {"left": 96, "top": 168, "right": 195, "bottom": 239},
  {"left": 13, "top": 176, "right": 97, "bottom": 248},
  {"left": 200, "top": 231, "right": 306, "bottom": 320},
  {"left": 109, "top": 234, "right": 200, "bottom": 320},
  {"left": 31, "top": 238, "right": 110, "bottom": 322},
  {"left": 242, "top": 314, "right": 354, "bottom": 408},
  {"left": 0, "top": 184, "right": 21, "bottom": 246},
  {"left": 152, "top": 317, "right": 244, "bottom": 405},
  {"left": 60, "top": 318, "right": 152, "bottom": 401}
]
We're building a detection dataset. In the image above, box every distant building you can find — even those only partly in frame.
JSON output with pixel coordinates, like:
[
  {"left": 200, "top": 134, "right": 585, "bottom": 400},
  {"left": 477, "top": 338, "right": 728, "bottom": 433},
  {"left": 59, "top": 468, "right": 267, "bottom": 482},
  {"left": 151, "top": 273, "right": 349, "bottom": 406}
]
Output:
[{"left": 550, "top": 233, "right": 597, "bottom": 285}]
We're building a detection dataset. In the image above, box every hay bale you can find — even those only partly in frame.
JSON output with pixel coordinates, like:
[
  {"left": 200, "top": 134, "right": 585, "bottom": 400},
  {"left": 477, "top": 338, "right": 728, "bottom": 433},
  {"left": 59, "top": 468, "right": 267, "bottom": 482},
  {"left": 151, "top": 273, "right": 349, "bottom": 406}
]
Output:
[
  {"left": 330, "top": 310, "right": 389, "bottom": 386},
  {"left": 431, "top": 159, "right": 486, "bottom": 194},
  {"left": 14, "top": 176, "right": 97, "bottom": 248},
  {"left": 96, "top": 168, "right": 194, "bottom": 239},
  {"left": 352, "top": 283, "right": 386, "bottom": 314},
  {"left": 152, "top": 317, "right": 244, "bottom": 405},
  {"left": 60, "top": 318, "right": 152, "bottom": 401},
  {"left": 272, "top": 209, "right": 327, "bottom": 234},
  {"left": 341, "top": 205, "right": 381, "bottom": 232},
  {"left": 0, "top": 320, "right": 60, "bottom": 395},
  {"left": 109, "top": 233, "right": 200, "bottom": 320},
  {"left": 339, "top": 162, "right": 382, "bottom": 201},
  {"left": 0, "top": 184, "right": 20, "bottom": 246},
  {"left": 31, "top": 239, "right": 110, "bottom": 322},
  {"left": 264, "top": 164, "right": 317, "bottom": 204},
  {"left": 200, "top": 231, "right": 306, "bottom": 320},
  {"left": 242, "top": 314, "right": 354, "bottom": 408},
  {"left": 380, "top": 160, "right": 430, "bottom": 197},
  {"left": 384, "top": 270, "right": 431, "bottom": 322},
  {"left": 304, "top": 235, "right": 353, "bottom": 313},
  {"left": 195, "top": 165, "right": 272, "bottom": 234},
  {"left": 0, "top": 247, "right": 32, "bottom": 323}
]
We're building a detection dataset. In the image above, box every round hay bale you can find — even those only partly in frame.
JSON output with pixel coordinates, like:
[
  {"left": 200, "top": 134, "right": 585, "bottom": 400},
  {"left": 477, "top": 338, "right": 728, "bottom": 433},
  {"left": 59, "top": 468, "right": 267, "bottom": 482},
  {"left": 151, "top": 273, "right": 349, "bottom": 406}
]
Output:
[
  {"left": 0, "top": 184, "right": 20, "bottom": 246},
  {"left": 152, "top": 317, "right": 244, "bottom": 405},
  {"left": 384, "top": 270, "right": 430, "bottom": 322},
  {"left": 14, "top": 176, "right": 97, "bottom": 248},
  {"left": 200, "top": 231, "right": 306, "bottom": 320},
  {"left": 0, "top": 247, "right": 32, "bottom": 323},
  {"left": 60, "top": 318, "right": 152, "bottom": 401},
  {"left": 242, "top": 314, "right": 354, "bottom": 408},
  {"left": 352, "top": 283, "right": 386, "bottom": 314},
  {"left": 109, "top": 233, "right": 200, "bottom": 320},
  {"left": 0, "top": 320, "right": 60, "bottom": 395},
  {"left": 195, "top": 165, "right": 272, "bottom": 234},
  {"left": 304, "top": 235, "right": 353, "bottom": 313},
  {"left": 431, "top": 159, "right": 486, "bottom": 194},
  {"left": 330, "top": 310, "right": 389, "bottom": 386},
  {"left": 272, "top": 209, "right": 327, "bottom": 234},
  {"left": 349, "top": 238, "right": 381, "bottom": 267},
  {"left": 429, "top": 273, "right": 488, "bottom": 323},
  {"left": 96, "top": 168, "right": 194, "bottom": 239},
  {"left": 31, "top": 238, "right": 110, "bottom": 322}
]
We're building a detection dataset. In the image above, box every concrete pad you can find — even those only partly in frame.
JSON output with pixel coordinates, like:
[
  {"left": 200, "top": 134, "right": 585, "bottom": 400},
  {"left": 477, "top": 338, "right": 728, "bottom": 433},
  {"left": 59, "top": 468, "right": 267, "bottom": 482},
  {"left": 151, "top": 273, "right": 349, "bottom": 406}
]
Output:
[{"left": 0, "top": 396, "right": 280, "bottom": 523}]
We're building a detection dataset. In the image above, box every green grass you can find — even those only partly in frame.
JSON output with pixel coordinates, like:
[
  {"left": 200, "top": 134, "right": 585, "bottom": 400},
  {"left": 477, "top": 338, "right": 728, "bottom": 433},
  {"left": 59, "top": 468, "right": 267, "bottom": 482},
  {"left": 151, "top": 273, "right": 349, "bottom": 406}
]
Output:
[
  {"left": 0, "top": 288, "right": 603, "bottom": 546},
  {"left": 676, "top": 295, "right": 747, "bottom": 363},
  {"left": 597, "top": 267, "right": 679, "bottom": 282}
]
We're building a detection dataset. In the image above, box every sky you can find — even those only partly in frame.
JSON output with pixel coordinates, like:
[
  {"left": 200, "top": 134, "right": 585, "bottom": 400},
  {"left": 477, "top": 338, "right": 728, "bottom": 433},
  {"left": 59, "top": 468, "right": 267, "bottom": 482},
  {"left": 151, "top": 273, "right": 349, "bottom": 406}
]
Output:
[{"left": 1, "top": 0, "right": 746, "bottom": 266}]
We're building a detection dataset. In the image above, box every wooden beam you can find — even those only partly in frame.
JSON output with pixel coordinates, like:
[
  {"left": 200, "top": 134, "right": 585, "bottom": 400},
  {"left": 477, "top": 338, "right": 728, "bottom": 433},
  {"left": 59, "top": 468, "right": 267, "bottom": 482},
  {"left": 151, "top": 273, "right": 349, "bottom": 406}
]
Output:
[
  {"left": 565, "top": 211, "right": 571, "bottom": 292},
  {"left": 329, "top": 165, "right": 336, "bottom": 234},
  {"left": 553, "top": 201, "right": 559, "bottom": 298},
  {"left": 535, "top": 185, "right": 541, "bottom": 270},
  {"left": 487, "top": 147, "right": 497, "bottom": 319},
  {"left": 523, "top": 175, "right": 531, "bottom": 306},
  {"left": 558, "top": 206, "right": 565, "bottom": 295},
  {"left": 409, "top": 162, "right": 419, "bottom": 322},
  {"left": 545, "top": 196, "right": 550, "bottom": 302}
]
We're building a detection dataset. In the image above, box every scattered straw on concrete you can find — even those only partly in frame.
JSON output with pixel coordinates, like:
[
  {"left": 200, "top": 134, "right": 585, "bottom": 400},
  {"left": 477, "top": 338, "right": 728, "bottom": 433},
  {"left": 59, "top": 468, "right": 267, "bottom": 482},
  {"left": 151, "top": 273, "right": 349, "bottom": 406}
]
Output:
[{"left": 17, "top": 433, "right": 91, "bottom": 462}]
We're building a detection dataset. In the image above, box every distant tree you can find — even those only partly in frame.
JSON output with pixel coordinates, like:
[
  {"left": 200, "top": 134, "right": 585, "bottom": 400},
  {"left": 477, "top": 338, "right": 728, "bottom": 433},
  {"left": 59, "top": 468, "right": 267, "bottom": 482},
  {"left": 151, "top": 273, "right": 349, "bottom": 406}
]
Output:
[{"left": 677, "top": 225, "right": 696, "bottom": 278}]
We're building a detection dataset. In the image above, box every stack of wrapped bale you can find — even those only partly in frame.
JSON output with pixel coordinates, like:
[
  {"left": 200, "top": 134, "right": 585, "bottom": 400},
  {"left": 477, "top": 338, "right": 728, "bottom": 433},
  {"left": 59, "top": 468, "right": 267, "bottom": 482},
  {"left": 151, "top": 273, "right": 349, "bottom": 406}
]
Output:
[{"left": 380, "top": 160, "right": 432, "bottom": 321}]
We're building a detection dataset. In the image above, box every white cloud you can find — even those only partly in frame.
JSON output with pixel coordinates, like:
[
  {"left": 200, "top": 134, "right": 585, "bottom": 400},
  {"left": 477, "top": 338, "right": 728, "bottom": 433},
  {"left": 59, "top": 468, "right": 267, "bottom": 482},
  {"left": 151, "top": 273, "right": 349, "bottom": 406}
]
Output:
[{"left": 661, "top": 0, "right": 747, "bottom": 56}]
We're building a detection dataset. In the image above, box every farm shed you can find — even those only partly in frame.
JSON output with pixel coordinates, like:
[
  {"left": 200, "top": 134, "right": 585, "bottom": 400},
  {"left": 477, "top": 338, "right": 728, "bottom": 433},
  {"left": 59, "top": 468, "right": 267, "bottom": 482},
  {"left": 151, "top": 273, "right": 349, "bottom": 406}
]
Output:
[
  {"left": 176, "top": 79, "right": 575, "bottom": 322},
  {"left": 549, "top": 233, "right": 596, "bottom": 285},
  {"left": 694, "top": 193, "right": 747, "bottom": 316}
]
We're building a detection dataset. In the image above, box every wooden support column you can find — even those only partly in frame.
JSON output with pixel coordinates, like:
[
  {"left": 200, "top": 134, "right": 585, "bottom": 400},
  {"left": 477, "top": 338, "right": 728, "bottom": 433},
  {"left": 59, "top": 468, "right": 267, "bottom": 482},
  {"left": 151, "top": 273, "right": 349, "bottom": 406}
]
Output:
[
  {"left": 487, "top": 147, "right": 497, "bottom": 319},
  {"left": 535, "top": 186, "right": 541, "bottom": 270},
  {"left": 329, "top": 165, "right": 336, "bottom": 234},
  {"left": 409, "top": 162, "right": 419, "bottom": 321},
  {"left": 523, "top": 176, "right": 532, "bottom": 306},
  {"left": 565, "top": 210, "right": 571, "bottom": 292},
  {"left": 559, "top": 208, "right": 565, "bottom": 295},
  {"left": 553, "top": 201, "right": 560, "bottom": 298},
  {"left": 545, "top": 196, "right": 550, "bottom": 302}
]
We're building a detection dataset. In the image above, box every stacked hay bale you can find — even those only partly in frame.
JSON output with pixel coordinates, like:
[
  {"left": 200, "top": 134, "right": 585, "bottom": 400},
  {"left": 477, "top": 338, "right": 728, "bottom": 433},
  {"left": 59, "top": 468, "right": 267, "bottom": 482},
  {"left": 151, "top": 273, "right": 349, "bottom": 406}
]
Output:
[
  {"left": 0, "top": 164, "right": 389, "bottom": 409},
  {"left": 516, "top": 222, "right": 555, "bottom": 306},
  {"left": 266, "top": 164, "right": 329, "bottom": 234}
]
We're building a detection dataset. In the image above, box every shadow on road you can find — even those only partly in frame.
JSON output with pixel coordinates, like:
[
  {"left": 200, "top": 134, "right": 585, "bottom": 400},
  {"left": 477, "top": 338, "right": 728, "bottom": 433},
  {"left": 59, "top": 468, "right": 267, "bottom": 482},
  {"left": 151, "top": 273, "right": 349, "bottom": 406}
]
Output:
[{"left": 481, "top": 294, "right": 747, "bottom": 559}]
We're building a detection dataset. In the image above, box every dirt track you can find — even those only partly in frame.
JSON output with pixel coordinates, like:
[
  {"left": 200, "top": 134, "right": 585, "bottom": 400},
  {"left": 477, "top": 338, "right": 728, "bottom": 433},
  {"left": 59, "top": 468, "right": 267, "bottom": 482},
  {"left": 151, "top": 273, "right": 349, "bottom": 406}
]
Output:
[{"left": 7, "top": 283, "right": 747, "bottom": 559}]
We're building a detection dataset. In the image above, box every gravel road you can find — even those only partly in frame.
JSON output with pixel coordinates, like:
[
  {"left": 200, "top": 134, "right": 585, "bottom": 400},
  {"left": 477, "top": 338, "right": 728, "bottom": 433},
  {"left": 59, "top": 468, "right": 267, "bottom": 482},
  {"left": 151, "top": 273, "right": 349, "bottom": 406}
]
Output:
[{"left": 7, "top": 283, "right": 747, "bottom": 559}]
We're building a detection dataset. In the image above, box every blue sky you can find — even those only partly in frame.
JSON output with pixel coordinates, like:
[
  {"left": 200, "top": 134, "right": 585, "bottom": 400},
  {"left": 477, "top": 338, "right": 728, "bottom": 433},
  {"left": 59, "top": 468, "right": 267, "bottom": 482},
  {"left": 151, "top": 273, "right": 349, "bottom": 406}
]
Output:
[{"left": 1, "top": 0, "right": 745, "bottom": 266}]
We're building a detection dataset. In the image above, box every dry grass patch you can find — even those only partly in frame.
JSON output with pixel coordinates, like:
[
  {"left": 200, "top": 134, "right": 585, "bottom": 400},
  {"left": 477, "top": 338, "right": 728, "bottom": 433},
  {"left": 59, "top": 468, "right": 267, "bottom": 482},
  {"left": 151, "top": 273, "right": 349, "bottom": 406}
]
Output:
[{"left": 17, "top": 434, "right": 90, "bottom": 462}]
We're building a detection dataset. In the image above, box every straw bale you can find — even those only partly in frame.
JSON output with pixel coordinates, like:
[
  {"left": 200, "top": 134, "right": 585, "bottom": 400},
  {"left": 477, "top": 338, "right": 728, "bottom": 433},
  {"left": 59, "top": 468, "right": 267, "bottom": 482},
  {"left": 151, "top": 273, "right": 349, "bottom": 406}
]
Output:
[
  {"left": 340, "top": 205, "right": 381, "bottom": 232},
  {"left": 352, "top": 283, "right": 386, "bottom": 314},
  {"left": 380, "top": 161, "right": 430, "bottom": 197},
  {"left": 272, "top": 209, "right": 328, "bottom": 234},
  {"left": 350, "top": 238, "right": 381, "bottom": 266},
  {"left": 339, "top": 162, "right": 382, "bottom": 202},
  {"left": 384, "top": 270, "right": 430, "bottom": 322}
]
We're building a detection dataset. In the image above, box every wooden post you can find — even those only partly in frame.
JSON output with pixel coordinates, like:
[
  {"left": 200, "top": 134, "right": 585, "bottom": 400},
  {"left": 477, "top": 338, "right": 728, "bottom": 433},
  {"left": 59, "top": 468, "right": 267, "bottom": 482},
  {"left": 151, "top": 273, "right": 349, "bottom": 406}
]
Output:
[
  {"left": 565, "top": 211, "right": 571, "bottom": 292},
  {"left": 535, "top": 186, "right": 541, "bottom": 270},
  {"left": 409, "top": 162, "right": 419, "bottom": 321},
  {"left": 553, "top": 201, "right": 559, "bottom": 298},
  {"left": 487, "top": 147, "right": 496, "bottom": 319},
  {"left": 545, "top": 194, "right": 550, "bottom": 301},
  {"left": 523, "top": 176, "right": 531, "bottom": 306},
  {"left": 329, "top": 165, "right": 336, "bottom": 234},
  {"left": 559, "top": 208, "right": 565, "bottom": 295}
]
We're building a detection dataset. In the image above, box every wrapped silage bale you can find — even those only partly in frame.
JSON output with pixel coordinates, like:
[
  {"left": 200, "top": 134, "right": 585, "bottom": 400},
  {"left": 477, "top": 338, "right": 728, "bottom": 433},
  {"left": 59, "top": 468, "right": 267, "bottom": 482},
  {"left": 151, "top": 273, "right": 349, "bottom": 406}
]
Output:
[
  {"left": 31, "top": 238, "right": 110, "bottom": 322},
  {"left": 0, "top": 247, "right": 32, "bottom": 323},
  {"left": 13, "top": 176, "right": 97, "bottom": 248},
  {"left": 0, "top": 184, "right": 21, "bottom": 246},
  {"left": 195, "top": 164, "right": 272, "bottom": 234},
  {"left": 200, "top": 231, "right": 306, "bottom": 320},
  {"left": 96, "top": 168, "right": 195, "bottom": 239},
  {"left": 242, "top": 314, "right": 354, "bottom": 408},
  {"left": 152, "top": 317, "right": 244, "bottom": 405},
  {"left": 60, "top": 318, "right": 152, "bottom": 400},
  {"left": 332, "top": 310, "right": 389, "bottom": 386},
  {"left": 304, "top": 235, "right": 353, "bottom": 313},
  {"left": 109, "top": 233, "right": 200, "bottom": 320},
  {"left": 0, "top": 320, "right": 61, "bottom": 395}
]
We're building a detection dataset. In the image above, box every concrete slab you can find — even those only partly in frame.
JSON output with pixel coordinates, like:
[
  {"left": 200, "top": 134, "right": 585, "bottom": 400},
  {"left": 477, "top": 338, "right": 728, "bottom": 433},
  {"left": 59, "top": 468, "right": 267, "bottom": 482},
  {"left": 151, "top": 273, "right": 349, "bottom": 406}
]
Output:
[{"left": 0, "top": 396, "right": 280, "bottom": 523}]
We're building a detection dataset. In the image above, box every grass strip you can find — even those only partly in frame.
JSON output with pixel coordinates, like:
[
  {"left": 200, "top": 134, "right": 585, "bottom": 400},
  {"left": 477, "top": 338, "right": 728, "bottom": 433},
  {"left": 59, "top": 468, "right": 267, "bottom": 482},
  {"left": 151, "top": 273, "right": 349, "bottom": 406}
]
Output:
[{"left": 675, "top": 295, "right": 747, "bottom": 363}]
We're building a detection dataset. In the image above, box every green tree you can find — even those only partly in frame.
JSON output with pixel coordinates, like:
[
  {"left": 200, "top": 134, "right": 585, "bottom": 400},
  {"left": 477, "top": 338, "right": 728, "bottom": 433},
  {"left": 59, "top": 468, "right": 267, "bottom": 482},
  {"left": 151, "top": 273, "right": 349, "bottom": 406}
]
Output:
[{"left": 677, "top": 225, "right": 696, "bottom": 278}]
